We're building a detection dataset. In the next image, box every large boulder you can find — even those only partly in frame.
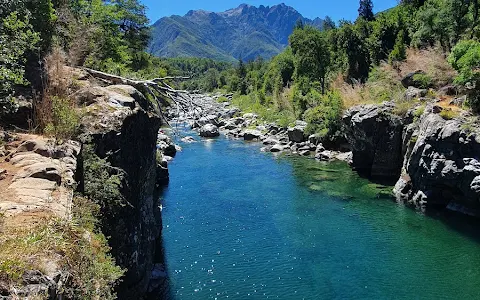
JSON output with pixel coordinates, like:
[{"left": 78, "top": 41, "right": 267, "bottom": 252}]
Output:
[
  {"left": 243, "top": 129, "right": 262, "bottom": 141},
  {"left": 405, "top": 86, "right": 427, "bottom": 101},
  {"left": 343, "top": 102, "right": 405, "bottom": 181},
  {"left": 287, "top": 126, "right": 306, "bottom": 143},
  {"left": 199, "top": 124, "right": 220, "bottom": 138},
  {"left": 394, "top": 111, "right": 480, "bottom": 215}
]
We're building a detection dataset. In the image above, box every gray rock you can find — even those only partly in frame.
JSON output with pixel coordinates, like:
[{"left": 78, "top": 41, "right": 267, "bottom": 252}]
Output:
[
  {"left": 315, "top": 150, "right": 336, "bottom": 161},
  {"left": 299, "top": 150, "right": 311, "bottom": 156},
  {"left": 199, "top": 124, "right": 220, "bottom": 138},
  {"left": 315, "top": 144, "right": 326, "bottom": 153},
  {"left": 243, "top": 129, "right": 262, "bottom": 141},
  {"left": 263, "top": 137, "right": 279, "bottom": 145},
  {"left": 270, "top": 144, "right": 284, "bottom": 153},
  {"left": 287, "top": 126, "right": 306, "bottom": 143},
  {"left": 394, "top": 112, "right": 480, "bottom": 215},
  {"left": 223, "top": 122, "right": 238, "bottom": 130},
  {"left": 405, "top": 86, "right": 427, "bottom": 101},
  {"left": 243, "top": 113, "right": 258, "bottom": 119},
  {"left": 181, "top": 136, "right": 196, "bottom": 143},
  {"left": 343, "top": 102, "right": 405, "bottom": 180}
]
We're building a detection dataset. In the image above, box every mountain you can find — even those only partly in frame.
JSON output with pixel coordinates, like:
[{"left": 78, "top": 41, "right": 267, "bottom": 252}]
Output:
[{"left": 148, "top": 3, "right": 324, "bottom": 62}]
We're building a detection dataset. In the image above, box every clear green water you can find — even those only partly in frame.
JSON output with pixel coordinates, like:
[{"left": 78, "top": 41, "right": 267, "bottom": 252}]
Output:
[{"left": 160, "top": 127, "right": 480, "bottom": 300}]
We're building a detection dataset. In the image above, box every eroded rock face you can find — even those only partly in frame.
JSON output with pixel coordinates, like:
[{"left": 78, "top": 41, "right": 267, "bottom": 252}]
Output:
[
  {"left": 343, "top": 102, "right": 405, "bottom": 181},
  {"left": 77, "top": 84, "right": 163, "bottom": 299},
  {"left": 287, "top": 126, "right": 306, "bottom": 143},
  {"left": 394, "top": 112, "right": 480, "bottom": 214}
]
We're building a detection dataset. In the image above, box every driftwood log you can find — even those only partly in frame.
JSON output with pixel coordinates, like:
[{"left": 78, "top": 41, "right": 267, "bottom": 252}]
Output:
[{"left": 83, "top": 68, "right": 202, "bottom": 125}]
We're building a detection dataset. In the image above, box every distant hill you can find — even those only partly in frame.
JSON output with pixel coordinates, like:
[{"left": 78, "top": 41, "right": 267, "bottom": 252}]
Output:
[{"left": 148, "top": 3, "right": 324, "bottom": 62}]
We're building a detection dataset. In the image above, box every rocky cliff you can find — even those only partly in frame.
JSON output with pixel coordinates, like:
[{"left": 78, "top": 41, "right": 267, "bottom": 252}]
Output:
[
  {"left": 343, "top": 101, "right": 480, "bottom": 216},
  {"left": 75, "top": 82, "right": 164, "bottom": 298},
  {"left": 343, "top": 102, "right": 407, "bottom": 181},
  {"left": 394, "top": 105, "right": 480, "bottom": 215}
]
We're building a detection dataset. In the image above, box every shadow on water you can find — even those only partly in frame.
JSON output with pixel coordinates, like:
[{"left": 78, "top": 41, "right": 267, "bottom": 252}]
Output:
[
  {"left": 427, "top": 209, "right": 480, "bottom": 244},
  {"left": 289, "top": 155, "right": 480, "bottom": 245},
  {"left": 146, "top": 186, "right": 174, "bottom": 300}
]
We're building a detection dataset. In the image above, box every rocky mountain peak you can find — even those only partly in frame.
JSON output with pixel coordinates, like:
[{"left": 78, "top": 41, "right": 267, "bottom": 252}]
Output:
[{"left": 149, "top": 3, "right": 323, "bottom": 61}]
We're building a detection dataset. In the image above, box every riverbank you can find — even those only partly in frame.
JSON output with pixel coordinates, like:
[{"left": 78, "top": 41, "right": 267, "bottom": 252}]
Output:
[{"left": 166, "top": 92, "right": 480, "bottom": 218}]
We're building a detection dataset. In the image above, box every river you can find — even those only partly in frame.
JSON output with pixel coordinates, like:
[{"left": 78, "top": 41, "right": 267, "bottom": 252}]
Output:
[{"left": 158, "top": 125, "right": 480, "bottom": 299}]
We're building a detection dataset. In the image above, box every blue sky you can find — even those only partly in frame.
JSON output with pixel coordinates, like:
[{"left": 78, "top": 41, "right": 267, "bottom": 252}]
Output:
[{"left": 140, "top": 0, "right": 398, "bottom": 23}]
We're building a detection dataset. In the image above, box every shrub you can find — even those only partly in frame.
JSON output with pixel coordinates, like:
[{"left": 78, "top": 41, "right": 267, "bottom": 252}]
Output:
[
  {"left": 0, "top": 12, "right": 39, "bottom": 116},
  {"left": 216, "top": 96, "right": 229, "bottom": 103},
  {"left": 82, "top": 143, "right": 127, "bottom": 210},
  {"left": 304, "top": 91, "right": 344, "bottom": 137},
  {"left": 389, "top": 30, "right": 407, "bottom": 64},
  {"left": 412, "top": 73, "right": 433, "bottom": 89},
  {"left": 448, "top": 40, "right": 480, "bottom": 111},
  {"left": 44, "top": 96, "right": 80, "bottom": 143},
  {"left": 393, "top": 100, "right": 418, "bottom": 116}
]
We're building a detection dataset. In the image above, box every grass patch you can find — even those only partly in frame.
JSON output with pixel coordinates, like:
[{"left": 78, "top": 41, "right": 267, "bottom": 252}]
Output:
[
  {"left": 439, "top": 109, "right": 459, "bottom": 120},
  {"left": 0, "top": 197, "right": 124, "bottom": 299},
  {"left": 393, "top": 99, "right": 419, "bottom": 116},
  {"left": 216, "top": 96, "right": 229, "bottom": 103},
  {"left": 231, "top": 93, "right": 296, "bottom": 128}
]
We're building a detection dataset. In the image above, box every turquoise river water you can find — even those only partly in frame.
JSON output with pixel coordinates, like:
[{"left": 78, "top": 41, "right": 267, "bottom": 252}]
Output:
[{"left": 159, "top": 126, "right": 480, "bottom": 300}]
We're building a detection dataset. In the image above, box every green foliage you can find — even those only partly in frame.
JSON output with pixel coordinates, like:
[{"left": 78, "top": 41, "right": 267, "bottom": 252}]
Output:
[
  {"left": 83, "top": 143, "right": 127, "bottom": 210},
  {"left": 304, "top": 91, "right": 344, "bottom": 138},
  {"left": 412, "top": 73, "right": 433, "bottom": 88},
  {"left": 44, "top": 96, "right": 80, "bottom": 143},
  {"left": 439, "top": 109, "right": 459, "bottom": 119},
  {"left": 290, "top": 26, "right": 331, "bottom": 94},
  {"left": 358, "top": 0, "right": 375, "bottom": 21},
  {"left": 412, "top": 0, "right": 478, "bottom": 50},
  {"left": 413, "top": 104, "right": 426, "bottom": 120},
  {"left": 448, "top": 40, "right": 480, "bottom": 110},
  {"left": 0, "top": 11, "right": 39, "bottom": 115},
  {"left": 389, "top": 30, "right": 407, "bottom": 63}
]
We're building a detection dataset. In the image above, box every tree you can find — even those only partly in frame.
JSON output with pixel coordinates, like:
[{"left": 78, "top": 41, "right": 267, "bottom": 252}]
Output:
[
  {"left": 237, "top": 57, "right": 248, "bottom": 95},
  {"left": 295, "top": 18, "right": 304, "bottom": 30},
  {"left": 0, "top": 11, "right": 39, "bottom": 116},
  {"left": 448, "top": 39, "right": 480, "bottom": 110},
  {"left": 289, "top": 26, "right": 331, "bottom": 94},
  {"left": 337, "top": 22, "right": 371, "bottom": 83},
  {"left": 322, "top": 16, "right": 336, "bottom": 31},
  {"left": 389, "top": 30, "right": 407, "bottom": 63},
  {"left": 358, "top": 0, "right": 375, "bottom": 21}
]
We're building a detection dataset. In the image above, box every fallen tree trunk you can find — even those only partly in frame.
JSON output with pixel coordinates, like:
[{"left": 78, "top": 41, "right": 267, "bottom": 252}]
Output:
[{"left": 83, "top": 68, "right": 204, "bottom": 125}]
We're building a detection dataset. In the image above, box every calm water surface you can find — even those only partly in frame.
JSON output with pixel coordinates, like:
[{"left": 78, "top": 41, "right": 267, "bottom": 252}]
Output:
[{"left": 159, "top": 126, "right": 480, "bottom": 299}]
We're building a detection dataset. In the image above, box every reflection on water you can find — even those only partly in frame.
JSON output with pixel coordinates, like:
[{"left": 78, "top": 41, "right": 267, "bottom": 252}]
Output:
[{"left": 158, "top": 129, "right": 480, "bottom": 300}]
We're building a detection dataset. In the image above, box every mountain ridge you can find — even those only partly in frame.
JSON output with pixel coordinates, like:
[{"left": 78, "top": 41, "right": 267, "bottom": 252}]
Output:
[{"left": 148, "top": 3, "right": 324, "bottom": 62}]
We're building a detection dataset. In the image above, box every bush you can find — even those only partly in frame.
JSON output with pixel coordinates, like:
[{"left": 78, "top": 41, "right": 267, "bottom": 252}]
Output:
[
  {"left": 44, "top": 96, "right": 80, "bottom": 143},
  {"left": 304, "top": 91, "right": 344, "bottom": 137},
  {"left": 448, "top": 40, "right": 480, "bottom": 111},
  {"left": 0, "top": 12, "right": 39, "bottom": 116},
  {"left": 82, "top": 143, "right": 127, "bottom": 210},
  {"left": 412, "top": 73, "right": 433, "bottom": 89}
]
